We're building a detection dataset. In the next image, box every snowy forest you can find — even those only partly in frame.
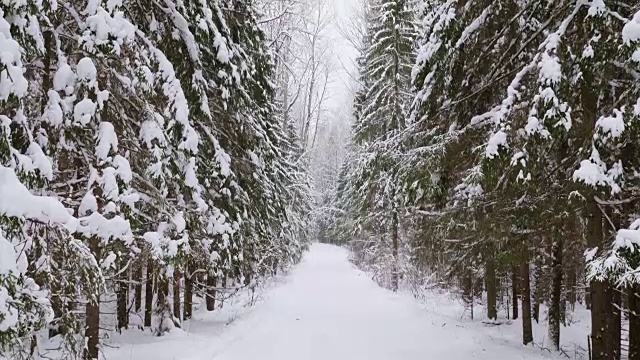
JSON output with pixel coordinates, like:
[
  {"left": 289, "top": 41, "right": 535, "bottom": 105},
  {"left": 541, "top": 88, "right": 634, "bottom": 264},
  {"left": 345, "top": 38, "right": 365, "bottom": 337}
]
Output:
[
  {"left": 330, "top": 0, "right": 640, "bottom": 359},
  {"left": 2, "top": 0, "right": 640, "bottom": 359}
]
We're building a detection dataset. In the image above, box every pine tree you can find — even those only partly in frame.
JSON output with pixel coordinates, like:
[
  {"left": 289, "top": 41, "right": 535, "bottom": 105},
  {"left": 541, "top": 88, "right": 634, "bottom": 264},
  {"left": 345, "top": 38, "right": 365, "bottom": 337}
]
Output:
[{"left": 335, "top": 0, "right": 416, "bottom": 291}]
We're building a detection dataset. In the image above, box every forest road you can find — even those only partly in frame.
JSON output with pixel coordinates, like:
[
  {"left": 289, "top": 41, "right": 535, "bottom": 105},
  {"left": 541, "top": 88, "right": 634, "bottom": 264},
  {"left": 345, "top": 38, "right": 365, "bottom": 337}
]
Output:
[{"left": 201, "top": 243, "right": 551, "bottom": 360}]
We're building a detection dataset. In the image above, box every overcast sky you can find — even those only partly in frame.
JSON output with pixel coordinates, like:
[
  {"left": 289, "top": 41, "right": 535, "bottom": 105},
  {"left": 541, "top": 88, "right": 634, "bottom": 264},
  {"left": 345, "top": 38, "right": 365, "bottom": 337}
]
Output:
[{"left": 324, "top": 0, "right": 360, "bottom": 115}]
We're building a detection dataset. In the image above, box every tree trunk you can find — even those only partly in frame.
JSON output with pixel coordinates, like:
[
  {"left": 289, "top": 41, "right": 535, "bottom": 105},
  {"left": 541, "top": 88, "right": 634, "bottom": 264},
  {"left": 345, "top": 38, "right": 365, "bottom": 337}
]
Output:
[
  {"left": 49, "top": 282, "right": 65, "bottom": 338},
  {"left": 43, "top": 31, "right": 62, "bottom": 340},
  {"left": 144, "top": 260, "right": 154, "bottom": 328},
  {"left": 486, "top": 251, "right": 497, "bottom": 321},
  {"left": 173, "top": 268, "right": 181, "bottom": 323},
  {"left": 591, "top": 280, "right": 616, "bottom": 360},
  {"left": 598, "top": 207, "right": 622, "bottom": 360},
  {"left": 512, "top": 265, "right": 519, "bottom": 320},
  {"left": 84, "top": 238, "right": 101, "bottom": 360},
  {"left": 609, "top": 287, "right": 621, "bottom": 360},
  {"left": 116, "top": 278, "right": 129, "bottom": 332},
  {"left": 567, "top": 265, "right": 576, "bottom": 312},
  {"left": 532, "top": 257, "right": 543, "bottom": 323},
  {"left": 184, "top": 264, "right": 193, "bottom": 320},
  {"left": 521, "top": 261, "right": 533, "bottom": 345},
  {"left": 116, "top": 257, "right": 129, "bottom": 332},
  {"left": 157, "top": 276, "right": 169, "bottom": 308},
  {"left": 206, "top": 273, "right": 216, "bottom": 311},
  {"left": 548, "top": 235, "right": 563, "bottom": 351},
  {"left": 155, "top": 276, "right": 170, "bottom": 336},
  {"left": 220, "top": 274, "right": 228, "bottom": 309},
  {"left": 391, "top": 207, "right": 399, "bottom": 292},
  {"left": 588, "top": 197, "right": 615, "bottom": 360},
  {"left": 629, "top": 286, "right": 640, "bottom": 360},
  {"left": 462, "top": 270, "right": 474, "bottom": 320},
  {"left": 605, "top": 209, "right": 622, "bottom": 360},
  {"left": 281, "top": 35, "right": 291, "bottom": 129},
  {"left": 134, "top": 261, "right": 143, "bottom": 313},
  {"left": 196, "top": 271, "right": 205, "bottom": 298}
]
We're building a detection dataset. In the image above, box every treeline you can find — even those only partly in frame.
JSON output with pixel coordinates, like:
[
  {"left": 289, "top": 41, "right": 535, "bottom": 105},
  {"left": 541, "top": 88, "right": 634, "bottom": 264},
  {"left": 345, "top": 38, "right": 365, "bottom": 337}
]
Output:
[
  {"left": 0, "top": 0, "right": 311, "bottom": 359},
  {"left": 333, "top": 0, "right": 640, "bottom": 359}
]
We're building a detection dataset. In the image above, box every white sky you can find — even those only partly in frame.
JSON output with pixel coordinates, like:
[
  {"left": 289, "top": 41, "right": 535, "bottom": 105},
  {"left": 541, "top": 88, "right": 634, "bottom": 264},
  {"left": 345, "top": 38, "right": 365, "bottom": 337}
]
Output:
[{"left": 324, "top": 0, "right": 360, "bottom": 115}]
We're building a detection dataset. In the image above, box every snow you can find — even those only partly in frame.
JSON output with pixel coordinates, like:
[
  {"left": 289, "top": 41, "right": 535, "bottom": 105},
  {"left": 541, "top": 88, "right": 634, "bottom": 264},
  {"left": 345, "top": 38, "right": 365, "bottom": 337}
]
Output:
[
  {"left": 74, "top": 98, "right": 97, "bottom": 125},
  {"left": 25, "top": 14, "right": 44, "bottom": 52},
  {"left": 0, "top": 165, "right": 76, "bottom": 229},
  {"left": 582, "top": 43, "right": 594, "bottom": 58},
  {"left": 53, "top": 63, "right": 75, "bottom": 93},
  {"left": 146, "top": 45, "right": 199, "bottom": 153},
  {"left": 77, "top": 57, "right": 97, "bottom": 85},
  {"left": 183, "top": 157, "right": 199, "bottom": 188},
  {"left": 0, "top": 286, "right": 18, "bottom": 332},
  {"left": 573, "top": 148, "right": 623, "bottom": 194},
  {"left": 140, "top": 114, "right": 167, "bottom": 148},
  {"left": 26, "top": 143, "right": 53, "bottom": 180},
  {"left": 573, "top": 160, "right": 617, "bottom": 192},
  {"left": 0, "top": 233, "right": 18, "bottom": 275},
  {"left": 96, "top": 121, "right": 118, "bottom": 160},
  {"left": 101, "top": 166, "right": 120, "bottom": 199},
  {"left": 79, "top": 191, "right": 98, "bottom": 216},
  {"left": 486, "top": 130, "right": 507, "bottom": 159},
  {"left": 163, "top": 0, "right": 200, "bottom": 62},
  {"left": 538, "top": 52, "right": 561, "bottom": 86},
  {"left": 173, "top": 211, "right": 186, "bottom": 233},
  {"left": 455, "top": 7, "right": 490, "bottom": 49},
  {"left": 589, "top": 218, "right": 640, "bottom": 286},
  {"left": 413, "top": 1, "right": 455, "bottom": 71},
  {"left": 82, "top": 5, "right": 136, "bottom": 54},
  {"left": 105, "top": 244, "right": 559, "bottom": 360},
  {"left": 76, "top": 212, "right": 132, "bottom": 242},
  {"left": 524, "top": 110, "right": 550, "bottom": 138},
  {"left": 615, "top": 228, "right": 640, "bottom": 249},
  {"left": 113, "top": 155, "right": 132, "bottom": 183},
  {"left": 215, "top": 138, "right": 231, "bottom": 176},
  {"left": 43, "top": 90, "right": 64, "bottom": 126},
  {"left": 0, "top": 15, "right": 28, "bottom": 101},
  {"left": 120, "top": 190, "right": 140, "bottom": 208},
  {"left": 584, "top": 247, "right": 599, "bottom": 262},
  {"left": 102, "top": 251, "right": 117, "bottom": 269},
  {"left": 587, "top": 0, "right": 606, "bottom": 16},
  {"left": 168, "top": 233, "right": 188, "bottom": 257},
  {"left": 622, "top": 11, "right": 640, "bottom": 44},
  {"left": 214, "top": 32, "right": 231, "bottom": 63},
  {"left": 143, "top": 231, "right": 164, "bottom": 258},
  {"left": 595, "top": 109, "right": 625, "bottom": 139}
]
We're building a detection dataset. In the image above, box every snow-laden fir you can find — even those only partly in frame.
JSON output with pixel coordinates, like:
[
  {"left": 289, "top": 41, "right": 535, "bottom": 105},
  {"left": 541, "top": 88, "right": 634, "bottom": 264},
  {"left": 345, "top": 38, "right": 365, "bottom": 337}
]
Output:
[{"left": 3, "top": 0, "right": 640, "bottom": 360}]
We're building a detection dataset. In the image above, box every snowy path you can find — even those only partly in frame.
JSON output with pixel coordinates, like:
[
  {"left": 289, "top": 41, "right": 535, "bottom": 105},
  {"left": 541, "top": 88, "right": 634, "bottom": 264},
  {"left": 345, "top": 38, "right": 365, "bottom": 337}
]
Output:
[{"left": 107, "top": 244, "right": 555, "bottom": 360}]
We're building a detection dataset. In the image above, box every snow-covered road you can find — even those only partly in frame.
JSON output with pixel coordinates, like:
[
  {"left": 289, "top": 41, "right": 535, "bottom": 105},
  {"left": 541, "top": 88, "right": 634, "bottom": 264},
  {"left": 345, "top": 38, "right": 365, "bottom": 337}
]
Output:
[{"left": 107, "top": 243, "right": 555, "bottom": 360}]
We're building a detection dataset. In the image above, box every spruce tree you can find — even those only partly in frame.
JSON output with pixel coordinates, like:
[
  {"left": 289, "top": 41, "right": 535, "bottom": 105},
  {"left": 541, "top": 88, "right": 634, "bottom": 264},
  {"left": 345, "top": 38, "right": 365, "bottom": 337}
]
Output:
[{"left": 335, "top": 0, "right": 416, "bottom": 291}]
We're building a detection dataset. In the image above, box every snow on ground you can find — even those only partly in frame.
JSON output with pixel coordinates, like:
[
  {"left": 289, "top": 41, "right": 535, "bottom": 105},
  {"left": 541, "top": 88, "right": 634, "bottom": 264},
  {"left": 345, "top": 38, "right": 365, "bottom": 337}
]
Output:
[
  {"left": 408, "top": 287, "right": 591, "bottom": 359},
  {"left": 105, "top": 243, "right": 564, "bottom": 360}
]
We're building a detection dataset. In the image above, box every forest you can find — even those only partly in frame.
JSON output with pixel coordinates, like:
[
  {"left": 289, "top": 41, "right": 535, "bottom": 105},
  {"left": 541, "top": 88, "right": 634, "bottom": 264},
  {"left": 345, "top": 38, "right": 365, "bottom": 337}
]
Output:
[
  {"left": 0, "top": 0, "right": 313, "bottom": 358},
  {"left": 1, "top": 0, "right": 640, "bottom": 360}
]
